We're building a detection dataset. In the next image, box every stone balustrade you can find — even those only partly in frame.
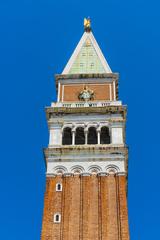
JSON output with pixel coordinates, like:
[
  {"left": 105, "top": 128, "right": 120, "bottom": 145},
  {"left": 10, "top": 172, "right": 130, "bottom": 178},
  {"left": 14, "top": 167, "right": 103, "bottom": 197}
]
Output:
[{"left": 51, "top": 100, "right": 122, "bottom": 108}]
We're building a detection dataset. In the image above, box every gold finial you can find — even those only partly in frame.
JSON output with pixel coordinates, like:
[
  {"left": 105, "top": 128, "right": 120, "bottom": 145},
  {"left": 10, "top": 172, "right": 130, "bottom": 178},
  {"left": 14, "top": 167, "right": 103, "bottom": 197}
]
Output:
[{"left": 84, "top": 17, "right": 91, "bottom": 32}]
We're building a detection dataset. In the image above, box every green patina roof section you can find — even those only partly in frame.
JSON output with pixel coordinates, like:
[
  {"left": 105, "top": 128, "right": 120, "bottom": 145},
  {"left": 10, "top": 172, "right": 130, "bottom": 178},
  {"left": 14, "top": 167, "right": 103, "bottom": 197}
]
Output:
[{"left": 69, "top": 38, "right": 106, "bottom": 74}]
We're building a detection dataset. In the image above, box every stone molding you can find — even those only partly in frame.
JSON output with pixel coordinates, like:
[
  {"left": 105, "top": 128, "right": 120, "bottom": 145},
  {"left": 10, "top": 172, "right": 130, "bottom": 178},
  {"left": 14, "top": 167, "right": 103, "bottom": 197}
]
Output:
[
  {"left": 46, "top": 105, "right": 127, "bottom": 121},
  {"left": 46, "top": 171, "right": 126, "bottom": 177},
  {"left": 44, "top": 145, "right": 128, "bottom": 159},
  {"left": 55, "top": 73, "right": 119, "bottom": 81},
  {"left": 46, "top": 162, "right": 126, "bottom": 176}
]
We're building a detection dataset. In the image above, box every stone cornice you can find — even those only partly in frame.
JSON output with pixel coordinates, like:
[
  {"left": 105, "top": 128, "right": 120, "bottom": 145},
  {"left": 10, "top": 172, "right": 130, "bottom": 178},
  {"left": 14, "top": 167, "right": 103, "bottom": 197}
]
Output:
[
  {"left": 43, "top": 145, "right": 128, "bottom": 174},
  {"left": 44, "top": 145, "right": 128, "bottom": 157},
  {"left": 55, "top": 73, "right": 119, "bottom": 81},
  {"left": 45, "top": 105, "right": 127, "bottom": 121}
]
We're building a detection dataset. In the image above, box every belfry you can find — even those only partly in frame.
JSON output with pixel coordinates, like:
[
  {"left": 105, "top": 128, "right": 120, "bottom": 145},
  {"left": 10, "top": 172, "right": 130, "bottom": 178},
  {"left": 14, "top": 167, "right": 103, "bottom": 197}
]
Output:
[{"left": 41, "top": 19, "right": 130, "bottom": 240}]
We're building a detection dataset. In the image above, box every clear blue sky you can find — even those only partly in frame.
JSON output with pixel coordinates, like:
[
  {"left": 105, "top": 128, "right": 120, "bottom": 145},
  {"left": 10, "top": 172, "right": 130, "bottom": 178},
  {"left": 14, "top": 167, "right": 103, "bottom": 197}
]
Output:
[{"left": 0, "top": 0, "right": 160, "bottom": 239}]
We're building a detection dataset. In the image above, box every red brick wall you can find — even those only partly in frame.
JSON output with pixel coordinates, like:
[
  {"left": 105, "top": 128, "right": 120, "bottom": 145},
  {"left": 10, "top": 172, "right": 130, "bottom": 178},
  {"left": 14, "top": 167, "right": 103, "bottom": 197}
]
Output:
[
  {"left": 59, "top": 83, "right": 114, "bottom": 102},
  {"left": 41, "top": 176, "right": 62, "bottom": 240},
  {"left": 41, "top": 175, "right": 129, "bottom": 240}
]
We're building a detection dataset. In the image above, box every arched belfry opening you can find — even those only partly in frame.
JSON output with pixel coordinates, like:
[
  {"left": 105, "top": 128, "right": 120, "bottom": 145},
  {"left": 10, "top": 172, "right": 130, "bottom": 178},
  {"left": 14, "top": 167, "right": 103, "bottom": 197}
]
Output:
[
  {"left": 62, "top": 127, "right": 72, "bottom": 145},
  {"left": 100, "top": 126, "right": 110, "bottom": 144},
  {"left": 87, "top": 127, "right": 97, "bottom": 144},
  {"left": 75, "top": 127, "right": 85, "bottom": 145}
]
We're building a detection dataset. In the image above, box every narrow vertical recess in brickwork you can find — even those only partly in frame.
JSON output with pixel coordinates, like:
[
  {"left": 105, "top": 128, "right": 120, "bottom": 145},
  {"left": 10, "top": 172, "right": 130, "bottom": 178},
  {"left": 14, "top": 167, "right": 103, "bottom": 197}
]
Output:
[
  {"left": 100, "top": 176, "right": 109, "bottom": 240},
  {"left": 82, "top": 176, "right": 90, "bottom": 240},
  {"left": 117, "top": 176, "right": 130, "bottom": 240},
  {"left": 79, "top": 175, "right": 82, "bottom": 240},
  {"left": 108, "top": 175, "right": 119, "bottom": 240},
  {"left": 69, "top": 175, "right": 80, "bottom": 240},
  {"left": 82, "top": 176, "right": 99, "bottom": 240},
  {"left": 89, "top": 175, "right": 99, "bottom": 240},
  {"left": 115, "top": 175, "right": 121, "bottom": 240},
  {"left": 62, "top": 176, "right": 72, "bottom": 240},
  {"left": 98, "top": 176, "right": 102, "bottom": 240}
]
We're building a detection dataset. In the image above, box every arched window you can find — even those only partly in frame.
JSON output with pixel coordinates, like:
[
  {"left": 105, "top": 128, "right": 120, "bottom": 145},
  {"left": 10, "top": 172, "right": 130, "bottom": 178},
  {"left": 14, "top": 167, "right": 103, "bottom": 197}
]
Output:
[
  {"left": 62, "top": 127, "right": 72, "bottom": 145},
  {"left": 54, "top": 213, "right": 61, "bottom": 223},
  {"left": 87, "top": 127, "right": 97, "bottom": 144},
  {"left": 100, "top": 127, "right": 110, "bottom": 144},
  {"left": 56, "top": 183, "right": 62, "bottom": 191},
  {"left": 75, "top": 127, "right": 85, "bottom": 145}
]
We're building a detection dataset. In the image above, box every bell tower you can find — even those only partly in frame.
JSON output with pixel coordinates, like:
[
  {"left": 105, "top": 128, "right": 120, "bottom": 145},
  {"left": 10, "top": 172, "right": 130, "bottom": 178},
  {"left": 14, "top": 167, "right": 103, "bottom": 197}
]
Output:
[{"left": 41, "top": 19, "right": 130, "bottom": 240}]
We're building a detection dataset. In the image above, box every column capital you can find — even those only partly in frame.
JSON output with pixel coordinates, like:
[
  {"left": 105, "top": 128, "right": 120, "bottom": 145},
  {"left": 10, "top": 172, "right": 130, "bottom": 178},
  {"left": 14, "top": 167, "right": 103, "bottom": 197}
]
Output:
[
  {"left": 97, "top": 172, "right": 108, "bottom": 177},
  {"left": 80, "top": 172, "right": 91, "bottom": 177},
  {"left": 84, "top": 127, "right": 88, "bottom": 133},
  {"left": 96, "top": 128, "right": 101, "bottom": 133},
  {"left": 63, "top": 173, "right": 73, "bottom": 177}
]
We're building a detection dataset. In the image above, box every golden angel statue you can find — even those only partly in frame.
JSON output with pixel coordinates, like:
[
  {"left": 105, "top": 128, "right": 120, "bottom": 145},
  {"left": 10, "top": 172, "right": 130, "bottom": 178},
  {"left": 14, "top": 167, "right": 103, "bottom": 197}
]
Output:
[{"left": 84, "top": 17, "right": 91, "bottom": 32}]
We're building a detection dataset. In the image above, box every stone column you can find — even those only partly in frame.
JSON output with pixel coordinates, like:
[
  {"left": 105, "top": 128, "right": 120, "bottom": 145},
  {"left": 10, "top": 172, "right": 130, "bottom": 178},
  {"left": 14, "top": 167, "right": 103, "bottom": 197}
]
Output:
[
  {"left": 72, "top": 130, "right": 75, "bottom": 145},
  {"left": 85, "top": 130, "right": 88, "bottom": 145},
  {"left": 97, "top": 130, "right": 100, "bottom": 145}
]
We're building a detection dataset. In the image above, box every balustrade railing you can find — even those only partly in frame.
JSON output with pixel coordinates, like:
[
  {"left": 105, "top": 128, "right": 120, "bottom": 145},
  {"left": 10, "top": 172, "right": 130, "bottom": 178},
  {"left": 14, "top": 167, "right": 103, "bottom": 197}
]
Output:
[{"left": 51, "top": 101, "right": 122, "bottom": 108}]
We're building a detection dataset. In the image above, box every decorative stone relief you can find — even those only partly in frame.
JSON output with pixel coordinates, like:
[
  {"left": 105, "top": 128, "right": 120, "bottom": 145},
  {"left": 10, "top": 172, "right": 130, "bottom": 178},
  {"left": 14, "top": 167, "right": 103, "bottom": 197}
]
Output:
[{"left": 78, "top": 85, "right": 94, "bottom": 101}]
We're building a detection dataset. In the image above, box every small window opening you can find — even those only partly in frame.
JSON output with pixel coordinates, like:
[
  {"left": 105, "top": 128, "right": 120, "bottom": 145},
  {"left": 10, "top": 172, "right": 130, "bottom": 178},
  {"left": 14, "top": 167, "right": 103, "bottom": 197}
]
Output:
[
  {"left": 75, "top": 127, "right": 85, "bottom": 145},
  {"left": 87, "top": 127, "right": 97, "bottom": 144},
  {"left": 100, "top": 127, "right": 110, "bottom": 144},
  {"left": 54, "top": 213, "right": 61, "bottom": 223},
  {"left": 89, "top": 52, "right": 93, "bottom": 56},
  {"left": 80, "top": 63, "right": 84, "bottom": 67},
  {"left": 62, "top": 127, "right": 72, "bottom": 145},
  {"left": 56, "top": 183, "right": 62, "bottom": 191}
]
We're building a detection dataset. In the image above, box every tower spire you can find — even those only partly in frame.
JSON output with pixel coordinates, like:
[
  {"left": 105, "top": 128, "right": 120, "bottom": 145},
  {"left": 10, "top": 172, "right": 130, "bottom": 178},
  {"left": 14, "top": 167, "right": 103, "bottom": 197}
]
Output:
[{"left": 62, "top": 19, "right": 112, "bottom": 74}]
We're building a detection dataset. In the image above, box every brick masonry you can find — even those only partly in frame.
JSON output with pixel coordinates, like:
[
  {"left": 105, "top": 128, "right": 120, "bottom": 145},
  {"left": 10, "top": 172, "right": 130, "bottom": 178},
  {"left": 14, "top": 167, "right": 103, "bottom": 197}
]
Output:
[
  {"left": 59, "top": 83, "right": 114, "bottom": 102},
  {"left": 41, "top": 175, "right": 130, "bottom": 240}
]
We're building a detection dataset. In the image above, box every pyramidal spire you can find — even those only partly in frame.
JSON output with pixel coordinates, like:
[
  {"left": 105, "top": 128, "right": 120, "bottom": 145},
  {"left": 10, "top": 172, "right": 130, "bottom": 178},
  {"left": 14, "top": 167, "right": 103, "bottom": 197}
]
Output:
[{"left": 62, "top": 18, "right": 112, "bottom": 74}]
